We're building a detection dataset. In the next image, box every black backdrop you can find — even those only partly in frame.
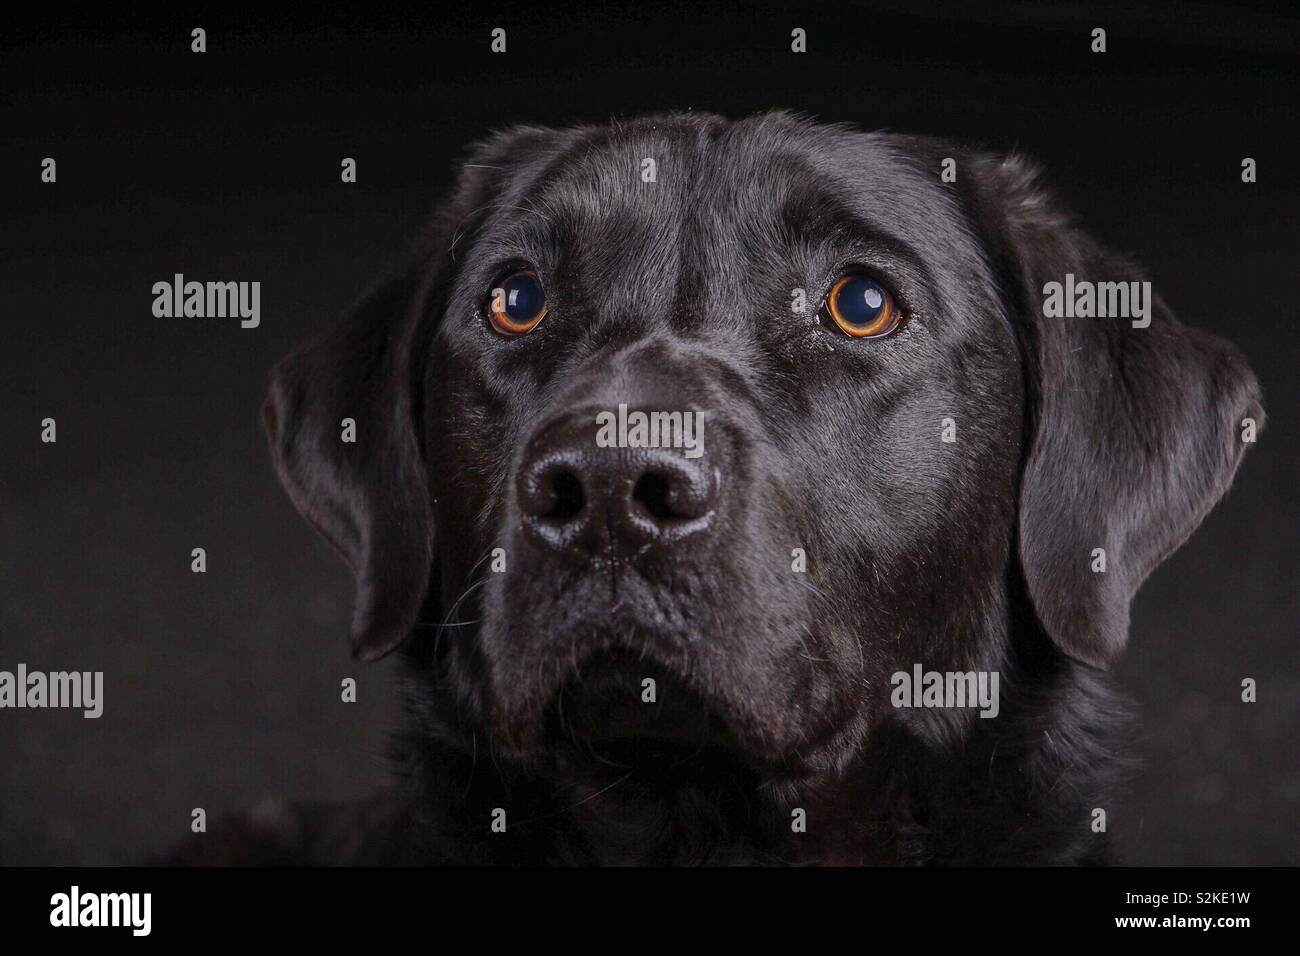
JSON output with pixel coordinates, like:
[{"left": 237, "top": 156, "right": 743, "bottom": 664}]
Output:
[{"left": 3, "top": 1, "right": 1297, "bottom": 865}]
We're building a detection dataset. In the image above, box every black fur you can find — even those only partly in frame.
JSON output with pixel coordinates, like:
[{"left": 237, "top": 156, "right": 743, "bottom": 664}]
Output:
[{"left": 220, "top": 112, "right": 1261, "bottom": 866}]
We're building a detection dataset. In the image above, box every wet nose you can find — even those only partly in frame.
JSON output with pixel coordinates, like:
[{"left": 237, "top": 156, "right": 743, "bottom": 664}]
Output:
[{"left": 517, "top": 408, "right": 719, "bottom": 559}]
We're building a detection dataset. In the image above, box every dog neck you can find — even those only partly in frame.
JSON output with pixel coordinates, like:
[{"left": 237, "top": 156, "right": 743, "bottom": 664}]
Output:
[{"left": 395, "top": 643, "right": 1122, "bottom": 866}]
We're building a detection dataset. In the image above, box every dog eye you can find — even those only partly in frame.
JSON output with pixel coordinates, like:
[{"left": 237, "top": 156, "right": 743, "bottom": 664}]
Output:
[
  {"left": 488, "top": 269, "right": 548, "bottom": 335},
  {"left": 822, "top": 275, "right": 900, "bottom": 338}
]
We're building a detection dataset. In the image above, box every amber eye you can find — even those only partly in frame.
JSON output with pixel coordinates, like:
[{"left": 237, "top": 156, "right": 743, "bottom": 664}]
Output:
[
  {"left": 488, "top": 269, "right": 548, "bottom": 335},
  {"left": 822, "top": 274, "right": 900, "bottom": 338}
]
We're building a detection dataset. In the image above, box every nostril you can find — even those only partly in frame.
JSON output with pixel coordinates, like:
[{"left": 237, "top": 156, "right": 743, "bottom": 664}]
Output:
[
  {"left": 632, "top": 472, "right": 675, "bottom": 521},
  {"left": 547, "top": 468, "right": 585, "bottom": 522},
  {"left": 520, "top": 460, "right": 587, "bottom": 524},
  {"left": 632, "top": 465, "right": 716, "bottom": 523}
]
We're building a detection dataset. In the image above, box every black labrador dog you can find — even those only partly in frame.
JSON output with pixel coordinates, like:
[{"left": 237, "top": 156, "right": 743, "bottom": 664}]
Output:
[{"left": 229, "top": 112, "right": 1262, "bottom": 865}]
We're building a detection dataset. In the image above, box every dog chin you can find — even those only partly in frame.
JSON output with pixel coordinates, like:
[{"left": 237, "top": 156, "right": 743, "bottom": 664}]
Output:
[
  {"left": 552, "top": 652, "right": 732, "bottom": 739},
  {"left": 487, "top": 641, "right": 750, "bottom": 766}
]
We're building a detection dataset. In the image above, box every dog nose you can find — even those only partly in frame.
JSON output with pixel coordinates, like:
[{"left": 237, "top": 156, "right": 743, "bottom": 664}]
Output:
[{"left": 517, "top": 409, "right": 718, "bottom": 557}]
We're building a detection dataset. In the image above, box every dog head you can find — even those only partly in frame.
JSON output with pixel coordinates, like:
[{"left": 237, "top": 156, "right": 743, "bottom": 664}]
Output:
[{"left": 265, "top": 112, "right": 1260, "bottom": 777}]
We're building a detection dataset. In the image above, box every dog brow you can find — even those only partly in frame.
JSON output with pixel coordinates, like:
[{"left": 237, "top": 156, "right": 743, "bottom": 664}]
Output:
[{"left": 781, "top": 190, "right": 934, "bottom": 287}]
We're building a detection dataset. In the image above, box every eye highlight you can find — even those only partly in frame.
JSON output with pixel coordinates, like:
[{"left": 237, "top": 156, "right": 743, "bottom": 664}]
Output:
[
  {"left": 488, "top": 268, "right": 548, "bottom": 335},
  {"left": 822, "top": 274, "right": 900, "bottom": 339}
]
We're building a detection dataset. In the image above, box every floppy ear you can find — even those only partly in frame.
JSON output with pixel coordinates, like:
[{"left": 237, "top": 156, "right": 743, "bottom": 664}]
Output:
[
  {"left": 263, "top": 126, "right": 567, "bottom": 661},
  {"left": 971, "top": 155, "right": 1263, "bottom": 668},
  {"left": 263, "top": 260, "right": 436, "bottom": 661}
]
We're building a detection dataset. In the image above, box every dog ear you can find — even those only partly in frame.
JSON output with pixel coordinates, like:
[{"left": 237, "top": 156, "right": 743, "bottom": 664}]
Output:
[
  {"left": 968, "top": 154, "right": 1263, "bottom": 668},
  {"left": 263, "top": 259, "right": 436, "bottom": 661},
  {"left": 263, "top": 128, "right": 568, "bottom": 660}
]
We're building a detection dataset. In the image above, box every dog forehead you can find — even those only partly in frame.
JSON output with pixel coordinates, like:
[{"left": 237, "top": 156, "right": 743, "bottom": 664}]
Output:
[
  {"left": 522, "top": 115, "right": 891, "bottom": 214},
  {"left": 500, "top": 117, "right": 949, "bottom": 266}
]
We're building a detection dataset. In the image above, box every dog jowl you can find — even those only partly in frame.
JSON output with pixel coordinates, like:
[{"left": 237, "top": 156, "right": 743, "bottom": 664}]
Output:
[{"left": 257, "top": 112, "right": 1262, "bottom": 865}]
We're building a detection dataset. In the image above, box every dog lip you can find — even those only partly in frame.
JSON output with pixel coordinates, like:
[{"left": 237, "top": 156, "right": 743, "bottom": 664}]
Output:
[{"left": 482, "top": 617, "right": 825, "bottom": 779}]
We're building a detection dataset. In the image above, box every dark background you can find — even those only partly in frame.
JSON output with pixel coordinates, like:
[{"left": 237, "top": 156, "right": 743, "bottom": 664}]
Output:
[{"left": 2, "top": 2, "right": 1296, "bottom": 865}]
